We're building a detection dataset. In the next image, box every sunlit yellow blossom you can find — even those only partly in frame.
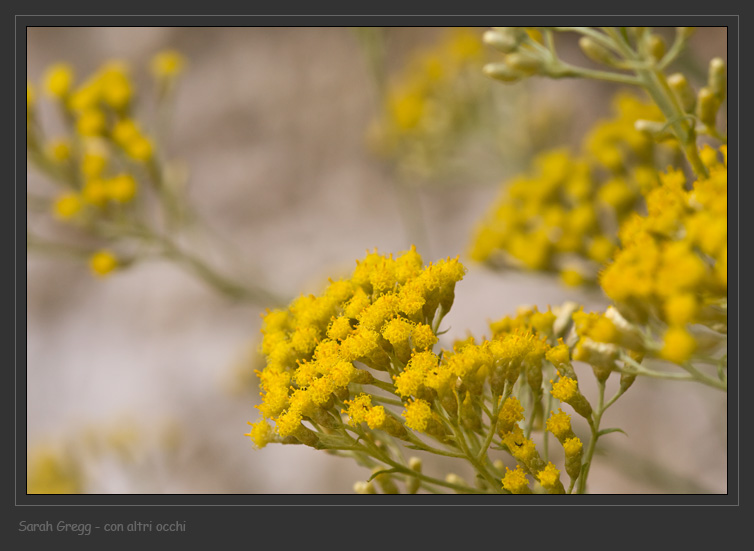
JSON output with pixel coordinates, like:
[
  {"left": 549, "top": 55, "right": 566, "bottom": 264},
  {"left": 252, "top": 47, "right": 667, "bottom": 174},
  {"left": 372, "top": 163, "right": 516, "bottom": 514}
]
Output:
[
  {"left": 76, "top": 108, "right": 106, "bottom": 136},
  {"left": 502, "top": 465, "right": 531, "bottom": 494},
  {"left": 382, "top": 317, "right": 414, "bottom": 346},
  {"left": 342, "top": 394, "right": 373, "bottom": 427},
  {"left": 663, "top": 293, "right": 699, "bottom": 326},
  {"left": 497, "top": 396, "right": 524, "bottom": 434},
  {"left": 327, "top": 315, "right": 353, "bottom": 341},
  {"left": 411, "top": 323, "right": 438, "bottom": 350},
  {"left": 545, "top": 342, "right": 571, "bottom": 369},
  {"left": 275, "top": 408, "right": 303, "bottom": 438},
  {"left": 82, "top": 179, "right": 108, "bottom": 207},
  {"left": 98, "top": 62, "right": 133, "bottom": 109},
  {"left": 546, "top": 409, "right": 572, "bottom": 441},
  {"left": 563, "top": 436, "right": 583, "bottom": 456},
  {"left": 502, "top": 427, "right": 538, "bottom": 464},
  {"left": 124, "top": 136, "right": 154, "bottom": 162},
  {"left": 47, "top": 139, "right": 71, "bottom": 162},
  {"left": 53, "top": 193, "right": 82, "bottom": 219},
  {"left": 660, "top": 327, "right": 696, "bottom": 364},
  {"left": 402, "top": 398, "right": 433, "bottom": 432},
  {"left": 89, "top": 250, "right": 118, "bottom": 277},
  {"left": 44, "top": 63, "right": 74, "bottom": 98},
  {"left": 537, "top": 462, "right": 563, "bottom": 493},
  {"left": 550, "top": 377, "right": 578, "bottom": 402},
  {"left": 27, "top": 447, "right": 80, "bottom": 494},
  {"left": 151, "top": 50, "right": 186, "bottom": 79},
  {"left": 245, "top": 419, "right": 274, "bottom": 449},
  {"left": 107, "top": 174, "right": 138, "bottom": 203}
]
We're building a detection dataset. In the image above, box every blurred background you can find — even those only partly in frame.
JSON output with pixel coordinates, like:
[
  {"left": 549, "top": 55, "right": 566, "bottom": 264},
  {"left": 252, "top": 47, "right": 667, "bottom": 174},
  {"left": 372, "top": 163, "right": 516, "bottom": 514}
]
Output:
[{"left": 26, "top": 26, "right": 727, "bottom": 494}]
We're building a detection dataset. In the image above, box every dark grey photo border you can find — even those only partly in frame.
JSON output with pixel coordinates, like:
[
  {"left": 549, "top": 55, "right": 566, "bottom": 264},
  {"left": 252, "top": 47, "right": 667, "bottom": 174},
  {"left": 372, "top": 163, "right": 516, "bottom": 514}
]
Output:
[{"left": 12, "top": 10, "right": 741, "bottom": 543}]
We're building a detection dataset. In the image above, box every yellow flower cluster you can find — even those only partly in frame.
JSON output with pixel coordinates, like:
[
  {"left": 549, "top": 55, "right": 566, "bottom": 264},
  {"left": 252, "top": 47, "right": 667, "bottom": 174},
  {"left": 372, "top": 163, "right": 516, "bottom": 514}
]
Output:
[
  {"left": 248, "top": 249, "right": 608, "bottom": 494},
  {"left": 499, "top": 423, "right": 565, "bottom": 494},
  {"left": 27, "top": 446, "right": 82, "bottom": 494},
  {"left": 600, "top": 145, "right": 727, "bottom": 365},
  {"left": 29, "top": 51, "right": 187, "bottom": 279},
  {"left": 250, "top": 247, "right": 467, "bottom": 446},
  {"left": 369, "top": 28, "right": 488, "bottom": 179},
  {"left": 469, "top": 91, "right": 675, "bottom": 285}
]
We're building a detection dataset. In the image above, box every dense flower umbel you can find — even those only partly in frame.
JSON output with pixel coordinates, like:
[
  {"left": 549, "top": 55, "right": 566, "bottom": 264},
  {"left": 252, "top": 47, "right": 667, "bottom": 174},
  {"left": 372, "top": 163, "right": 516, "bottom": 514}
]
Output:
[
  {"left": 469, "top": 92, "right": 677, "bottom": 285},
  {"left": 27, "top": 51, "right": 187, "bottom": 279},
  {"left": 248, "top": 249, "right": 610, "bottom": 494},
  {"left": 597, "top": 145, "right": 727, "bottom": 367},
  {"left": 368, "top": 28, "right": 490, "bottom": 181}
]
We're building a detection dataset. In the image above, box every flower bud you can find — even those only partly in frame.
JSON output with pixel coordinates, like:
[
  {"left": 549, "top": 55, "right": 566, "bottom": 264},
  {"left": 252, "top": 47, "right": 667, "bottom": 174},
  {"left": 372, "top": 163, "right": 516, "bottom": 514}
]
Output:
[
  {"left": 445, "top": 473, "right": 469, "bottom": 493},
  {"left": 483, "top": 29, "right": 519, "bottom": 53},
  {"left": 708, "top": 57, "right": 726, "bottom": 101},
  {"left": 372, "top": 468, "right": 400, "bottom": 494},
  {"left": 461, "top": 391, "right": 482, "bottom": 432},
  {"left": 292, "top": 424, "right": 320, "bottom": 448},
  {"left": 667, "top": 73, "right": 696, "bottom": 113},
  {"left": 579, "top": 36, "right": 615, "bottom": 66},
  {"left": 407, "top": 457, "right": 422, "bottom": 494},
  {"left": 676, "top": 27, "right": 696, "bottom": 40},
  {"left": 635, "top": 119, "right": 674, "bottom": 141},
  {"left": 484, "top": 27, "right": 526, "bottom": 53},
  {"left": 483, "top": 62, "right": 525, "bottom": 83},
  {"left": 505, "top": 51, "right": 544, "bottom": 74},
  {"left": 696, "top": 86, "right": 720, "bottom": 128},
  {"left": 381, "top": 415, "right": 410, "bottom": 441},
  {"left": 354, "top": 481, "right": 377, "bottom": 494},
  {"left": 563, "top": 436, "right": 583, "bottom": 482},
  {"left": 646, "top": 34, "right": 666, "bottom": 61}
]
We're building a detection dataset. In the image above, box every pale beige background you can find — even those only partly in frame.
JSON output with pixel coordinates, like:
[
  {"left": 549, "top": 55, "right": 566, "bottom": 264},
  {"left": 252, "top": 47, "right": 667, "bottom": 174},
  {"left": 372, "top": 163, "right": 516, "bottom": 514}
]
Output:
[{"left": 26, "top": 27, "right": 728, "bottom": 494}]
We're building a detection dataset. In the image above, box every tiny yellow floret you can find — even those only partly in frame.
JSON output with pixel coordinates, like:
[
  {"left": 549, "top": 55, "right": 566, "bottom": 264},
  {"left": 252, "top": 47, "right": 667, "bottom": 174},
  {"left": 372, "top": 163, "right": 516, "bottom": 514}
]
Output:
[
  {"left": 660, "top": 327, "right": 697, "bottom": 364},
  {"left": 53, "top": 193, "right": 82, "bottom": 219},
  {"left": 402, "top": 399, "right": 433, "bottom": 432},
  {"left": 546, "top": 409, "right": 572, "bottom": 440},
  {"left": 537, "top": 462, "right": 561, "bottom": 490},
  {"left": 550, "top": 377, "right": 578, "bottom": 402},
  {"left": 245, "top": 419, "right": 274, "bottom": 449},
  {"left": 89, "top": 250, "right": 118, "bottom": 277},
  {"left": 502, "top": 465, "right": 530, "bottom": 494},
  {"left": 563, "top": 436, "right": 583, "bottom": 457},
  {"left": 44, "top": 63, "right": 74, "bottom": 98},
  {"left": 106, "top": 174, "right": 137, "bottom": 203},
  {"left": 151, "top": 50, "right": 186, "bottom": 79}
]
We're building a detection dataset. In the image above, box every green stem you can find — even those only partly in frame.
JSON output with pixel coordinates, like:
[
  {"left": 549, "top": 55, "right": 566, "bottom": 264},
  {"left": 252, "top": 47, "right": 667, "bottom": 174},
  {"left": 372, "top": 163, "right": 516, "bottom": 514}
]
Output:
[
  {"left": 352, "top": 429, "right": 490, "bottom": 494},
  {"left": 576, "top": 379, "right": 606, "bottom": 494},
  {"left": 475, "top": 382, "right": 510, "bottom": 463},
  {"left": 620, "top": 353, "right": 726, "bottom": 391}
]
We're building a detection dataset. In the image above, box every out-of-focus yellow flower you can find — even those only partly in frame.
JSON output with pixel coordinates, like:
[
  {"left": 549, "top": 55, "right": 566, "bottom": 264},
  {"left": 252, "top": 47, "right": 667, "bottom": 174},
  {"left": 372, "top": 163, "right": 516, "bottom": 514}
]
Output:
[
  {"left": 151, "top": 50, "right": 186, "bottom": 79},
  {"left": 89, "top": 250, "right": 118, "bottom": 277},
  {"left": 43, "top": 63, "right": 74, "bottom": 98},
  {"left": 53, "top": 193, "right": 82, "bottom": 220}
]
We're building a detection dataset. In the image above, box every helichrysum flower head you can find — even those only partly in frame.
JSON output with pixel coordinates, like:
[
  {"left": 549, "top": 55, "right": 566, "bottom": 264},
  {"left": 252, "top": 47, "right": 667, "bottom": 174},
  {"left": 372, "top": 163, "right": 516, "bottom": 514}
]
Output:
[
  {"left": 546, "top": 408, "right": 574, "bottom": 442},
  {"left": 107, "top": 174, "right": 138, "bottom": 203},
  {"left": 27, "top": 446, "right": 81, "bottom": 494},
  {"left": 151, "top": 50, "right": 186, "bottom": 80},
  {"left": 537, "top": 462, "right": 565, "bottom": 494},
  {"left": 502, "top": 465, "right": 531, "bottom": 494},
  {"left": 53, "top": 193, "right": 83, "bottom": 220},
  {"left": 660, "top": 327, "right": 697, "bottom": 365},
  {"left": 245, "top": 419, "right": 274, "bottom": 449},
  {"left": 44, "top": 63, "right": 74, "bottom": 98},
  {"left": 401, "top": 398, "right": 433, "bottom": 432},
  {"left": 89, "top": 250, "right": 118, "bottom": 277},
  {"left": 497, "top": 396, "right": 524, "bottom": 435},
  {"left": 550, "top": 376, "right": 592, "bottom": 419}
]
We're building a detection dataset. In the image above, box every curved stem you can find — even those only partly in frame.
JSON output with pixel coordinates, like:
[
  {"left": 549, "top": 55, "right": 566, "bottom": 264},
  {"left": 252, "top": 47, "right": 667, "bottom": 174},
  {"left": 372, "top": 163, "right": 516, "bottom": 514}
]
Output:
[{"left": 576, "top": 379, "right": 606, "bottom": 494}]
